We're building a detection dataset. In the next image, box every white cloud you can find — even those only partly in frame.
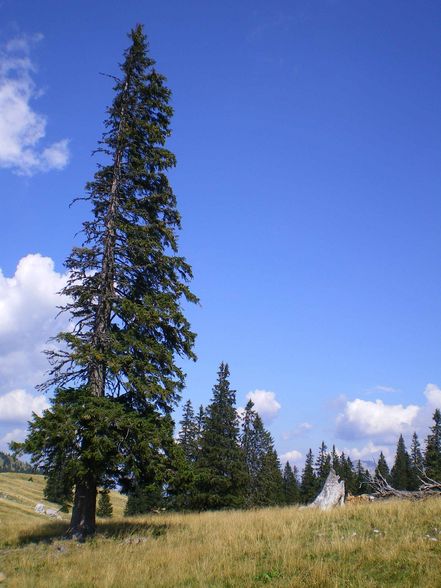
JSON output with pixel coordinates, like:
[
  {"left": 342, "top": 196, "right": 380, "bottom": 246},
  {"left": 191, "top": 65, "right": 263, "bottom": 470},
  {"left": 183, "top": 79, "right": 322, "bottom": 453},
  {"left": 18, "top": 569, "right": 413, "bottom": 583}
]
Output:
[
  {"left": 246, "top": 389, "right": 281, "bottom": 421},
  {"left": 0, "top": 254, "right": 70, "bottom": 450},
  {"left": 0, "top": 254, "right": 69, "bottom": 391},
  {"left": 424, "top": 383, "right": 441, "bottom": 408},
  {"left": 0, "top": 427, "right": 26, "bottom": 451},
  {"left": 0, "top": 389, "right": 48, "bottom": 423},
  {"left": 342, "top": 441, "right": 392, "bottom": 463},
  {"left": 336, "top": 398, "right": 419, "bottom": 440},
  {"left": 0, "top": 33, "right": 69, "bottom": 174},
  {"left": 280, "top": 449, "right": 302, "bottom": 464}
]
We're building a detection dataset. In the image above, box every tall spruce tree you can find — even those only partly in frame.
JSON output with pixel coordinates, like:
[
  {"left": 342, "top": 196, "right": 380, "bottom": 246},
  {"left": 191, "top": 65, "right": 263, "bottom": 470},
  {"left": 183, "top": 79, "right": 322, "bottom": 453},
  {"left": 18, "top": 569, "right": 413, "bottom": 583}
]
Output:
[
  {"left": 169, "top": 400, "right": 200, "bottom": 509},
  {"left": 315, "top": 441, "right": 331, "bottom": 489},
  {"left": 375, "top": 452, "right": 391, "bottom": 482},
  {"left": 391, "top": 435, "right": 412, "bottom": 490},
  {"left": 409, "top": 432, "right": 424, "bottom": 490},
  {"left": 241, "top": 401, "right": 283, "bottom": 507},
  {"left": 178, "top": 400, "right": 199, "bottom": 463},
  {"left": 331, "top": 445, "right": 340, "bottom": 473},
  {"left": 354, "top": 460, "right": 371, "bottom": 495},
  {"left": 300, "top": 449, "right": 317, "bottom": 504},
  {"left": 194, "top": 363, "right": 246, "bottom": 509},
  {"left": 196, "top": 405, "right": 205, "bottom": 448},
  {"left": 241, "top": 400, "right": 260, "bottom": 506},
  {"left": 339, "top": 453, "right": 357, "bottom": 495},
  {"left": 425, "top": 409, "right": 441, "bottom": 482},
  {"left": 15, "top": 26, "right": 197, "bottom": 538},
  {"left": 283, "top": 462, "right": 300, "bottom": 504}
]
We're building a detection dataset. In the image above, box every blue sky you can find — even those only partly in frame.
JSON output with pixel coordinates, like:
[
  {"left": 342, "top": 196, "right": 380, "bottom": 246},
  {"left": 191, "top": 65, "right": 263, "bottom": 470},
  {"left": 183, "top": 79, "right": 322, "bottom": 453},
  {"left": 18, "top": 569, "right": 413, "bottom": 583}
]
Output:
[{"left": 1, "top": 0, "right": 441, "bottom": 467}]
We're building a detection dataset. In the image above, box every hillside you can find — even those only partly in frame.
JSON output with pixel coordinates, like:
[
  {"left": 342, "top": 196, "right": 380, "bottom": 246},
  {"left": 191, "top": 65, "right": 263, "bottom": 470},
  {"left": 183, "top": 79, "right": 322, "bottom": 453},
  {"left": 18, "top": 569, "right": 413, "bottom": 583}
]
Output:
[
  {"left": 0, "top": 472, "right": 127, "bottom": 524},
  {"left": 1, "top": 472, "right": 441, "bottom": 587},
  {"left": 0, "top": 452, "right": 37, "bottom": 474}
]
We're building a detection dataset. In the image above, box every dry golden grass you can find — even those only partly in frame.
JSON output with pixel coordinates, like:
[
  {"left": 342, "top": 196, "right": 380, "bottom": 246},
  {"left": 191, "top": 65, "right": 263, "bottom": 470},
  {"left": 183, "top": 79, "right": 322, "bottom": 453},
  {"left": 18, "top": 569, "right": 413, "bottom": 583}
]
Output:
[{"left": 1, "top": 473, "right": 441, "bottom": 587}]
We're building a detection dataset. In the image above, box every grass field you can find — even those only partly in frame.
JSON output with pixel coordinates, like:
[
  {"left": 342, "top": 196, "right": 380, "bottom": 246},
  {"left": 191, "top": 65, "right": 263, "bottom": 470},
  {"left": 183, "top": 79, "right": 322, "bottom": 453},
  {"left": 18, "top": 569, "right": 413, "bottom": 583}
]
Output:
[{"left": 1, "top": 473, "right": 441, "bottom": 587}]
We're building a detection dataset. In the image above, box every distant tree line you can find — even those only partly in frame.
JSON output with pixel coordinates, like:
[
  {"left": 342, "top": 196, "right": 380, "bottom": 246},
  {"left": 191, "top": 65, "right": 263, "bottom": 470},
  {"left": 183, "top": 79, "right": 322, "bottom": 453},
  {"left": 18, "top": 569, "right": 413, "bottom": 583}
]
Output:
[
  {"left": 0, "top": 451, "right": 38, "bottom": 474},
  {"left": 36, "top": 364, "right": 441, "bottom": 513},
  {"left": 373, "top": 410, "right": 441, "bottom": 491},
  {"left": 122, "top": 365, "right": 441, "bottom": 513}
]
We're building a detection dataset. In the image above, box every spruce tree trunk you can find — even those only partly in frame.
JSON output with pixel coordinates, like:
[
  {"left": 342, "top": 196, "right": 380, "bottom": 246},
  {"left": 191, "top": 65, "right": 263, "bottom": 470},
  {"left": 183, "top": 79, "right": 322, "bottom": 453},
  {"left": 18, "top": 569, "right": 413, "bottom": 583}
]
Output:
[
  {"left": 68, "top": 473, "right": 97, "bottom": 539},
  {"left": 69, "top": 81, "right": 129, "bottom": 539},
  {"left": 68, "top": 78, "right": 130, "bottom": 539}
]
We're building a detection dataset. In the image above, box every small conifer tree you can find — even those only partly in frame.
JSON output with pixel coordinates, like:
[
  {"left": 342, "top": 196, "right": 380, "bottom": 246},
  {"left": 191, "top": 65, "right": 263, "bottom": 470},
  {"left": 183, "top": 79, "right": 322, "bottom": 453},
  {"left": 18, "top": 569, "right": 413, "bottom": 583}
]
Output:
[
  {"left": 391, "top": 435, "right": 412, "bottom": 490},
  {"left": 194, "top": 363, "right": 247, "bottom": 509},
  {"left": 283, "top": 462, "right": 300, "bottom": 504},
  {"left": 425, "top": 409, "right": 441, "bottom": 482},
  {"left": 409, "top": 432, "right": 424, "bottom": 490},
  {"left": 315, "top": 441, "right": 331, "bottom": 489},
  {"left": 300, "top": 449, "right": 317, "bottom": 504},
  {"left": 97, "top": 490, "right": 113, "bottom": 518},
  {"left": 375, "top": 452, "right": 391, "bottom": 482},
  {"left": 354, "top": 460, "right": 371, "bottom": 495}
]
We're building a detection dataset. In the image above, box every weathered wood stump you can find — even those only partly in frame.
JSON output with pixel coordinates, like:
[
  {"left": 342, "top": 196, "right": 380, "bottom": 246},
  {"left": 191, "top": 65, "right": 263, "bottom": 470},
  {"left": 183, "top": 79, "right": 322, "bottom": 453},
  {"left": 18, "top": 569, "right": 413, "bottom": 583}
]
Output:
[{"left": 309, "top": 468, "right": 345, "bottom": 510}]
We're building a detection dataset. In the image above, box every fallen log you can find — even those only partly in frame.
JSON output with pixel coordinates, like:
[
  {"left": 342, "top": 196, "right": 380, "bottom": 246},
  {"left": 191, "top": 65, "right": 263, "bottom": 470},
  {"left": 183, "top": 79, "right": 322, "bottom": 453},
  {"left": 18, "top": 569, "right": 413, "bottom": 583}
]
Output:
[{"left": 372, "top": 472, "right": 441, "bottom": 501}]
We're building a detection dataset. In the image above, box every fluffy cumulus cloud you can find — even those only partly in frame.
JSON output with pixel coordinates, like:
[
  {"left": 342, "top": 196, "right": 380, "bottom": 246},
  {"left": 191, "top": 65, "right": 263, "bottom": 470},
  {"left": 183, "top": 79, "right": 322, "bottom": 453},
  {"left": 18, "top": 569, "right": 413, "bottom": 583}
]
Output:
[
  {"left": 0, "top": 254, "right": 69, "bottom": 391},
  {"left": 336, "top": 398, "right": 420, "bottom": 441},
  {"left": 0, "top": 389, "right": 48, "bottom": 423},
  {"left": 246, "top": 389, "right": 281, "bottom": 421},
  {"left": 342, "top": 441, "right": 393, "bottom": 463},
  {"left": 0, "top": 34, "right": 69, "bottom": 174},
  {"left": 280, "top": 449, "right": 302, "bottom": 464},
  {"left": 0, "top": 427, "right": 27, "bottom": 450},
  {"left": 0, "top": 255, "right": 70, "bottom": 448},
  {"left": 424, "top": 383, "right": 441, "bottom": 408}
]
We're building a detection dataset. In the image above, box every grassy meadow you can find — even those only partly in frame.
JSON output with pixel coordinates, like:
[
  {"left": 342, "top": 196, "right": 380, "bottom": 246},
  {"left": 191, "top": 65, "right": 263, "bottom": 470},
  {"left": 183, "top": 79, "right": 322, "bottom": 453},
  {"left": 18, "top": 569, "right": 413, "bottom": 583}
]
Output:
[{"left": 1, "top": 473, "right": 441, "bottom": 587}]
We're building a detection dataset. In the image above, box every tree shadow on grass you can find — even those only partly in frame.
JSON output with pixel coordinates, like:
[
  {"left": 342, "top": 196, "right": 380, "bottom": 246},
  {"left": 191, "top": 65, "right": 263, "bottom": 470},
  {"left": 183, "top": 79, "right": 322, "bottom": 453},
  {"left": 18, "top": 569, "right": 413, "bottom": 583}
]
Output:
[{"left": 14, "top": 519, "right": 173, "bottom": 547}]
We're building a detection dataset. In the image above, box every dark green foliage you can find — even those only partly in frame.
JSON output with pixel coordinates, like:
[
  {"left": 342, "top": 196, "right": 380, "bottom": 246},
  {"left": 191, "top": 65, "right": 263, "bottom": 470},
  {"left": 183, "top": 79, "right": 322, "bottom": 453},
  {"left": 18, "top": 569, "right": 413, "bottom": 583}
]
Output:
[
  {"left": 194, "top": 363, "right": 247, "bottom": 509},
  {"left": 315, "top": 442, "right": 331, "bottom": 490},
  {"left": 409, "top": 432, "right": 424, "bottom": 490},
  {"left": 300, "top": 449, "right": 318, "bottom": 504},
  {"left": 178, "top": 400, "right": 199, "bottom": 463},
  {"left": 425, "top": 409, "right": 441, "bottom": 482},
  {"left": 283, "top": 462, "right": 300, "bottom": 504},
  {"left": 125, "top": 483, "right": 163, "bottom": 515},
  {"left": 17, "top": 25, "right": 197, "bottom": 537},
  {"left": 97, "top": 489, "right": 113, "bottom": 518},
  {"left": 0, "top": 451, "right": 36, "bottom": 474},
  {"left": 314, "top": 444, "right": 357, "bottom": 496},
  {"left": 353, "top": 460, "right": 372, "bottom": 495},
  {"left": 339, "top": 453, "right": 357, "bottom": 495},
  {"left": 391, "top": 435, "right": 412, "bottom": 490},
  {"left": 44, "top": 469, "right": 73, "bottom": 512},
  {"left": 375, "top": 451, "right": 391, "bottom": 482},
  {"left": 331, "top": 445, "right": 340, "bottom": 472},
  {"left": 196, "top": 405, "right": 205, "bottom": 439},
  {"left": 168, "top": 400, "right": 204, "bottom": 510},
  {"left": 241, "top": 400, "right": 283, "bottom": 506},
  {"left": 165, "top": 441, "right": 196, "bottom": 510},
  {"left": 258, "top": 444, "right": 284, "bottom": 506}
]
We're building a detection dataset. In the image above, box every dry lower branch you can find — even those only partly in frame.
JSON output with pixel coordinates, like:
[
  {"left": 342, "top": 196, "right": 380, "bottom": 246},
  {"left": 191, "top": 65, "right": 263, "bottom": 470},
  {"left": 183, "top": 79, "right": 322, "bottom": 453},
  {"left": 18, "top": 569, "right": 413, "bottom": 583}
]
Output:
[{"left": 372, "top": 472, "right": 441, "bottom": 501}]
